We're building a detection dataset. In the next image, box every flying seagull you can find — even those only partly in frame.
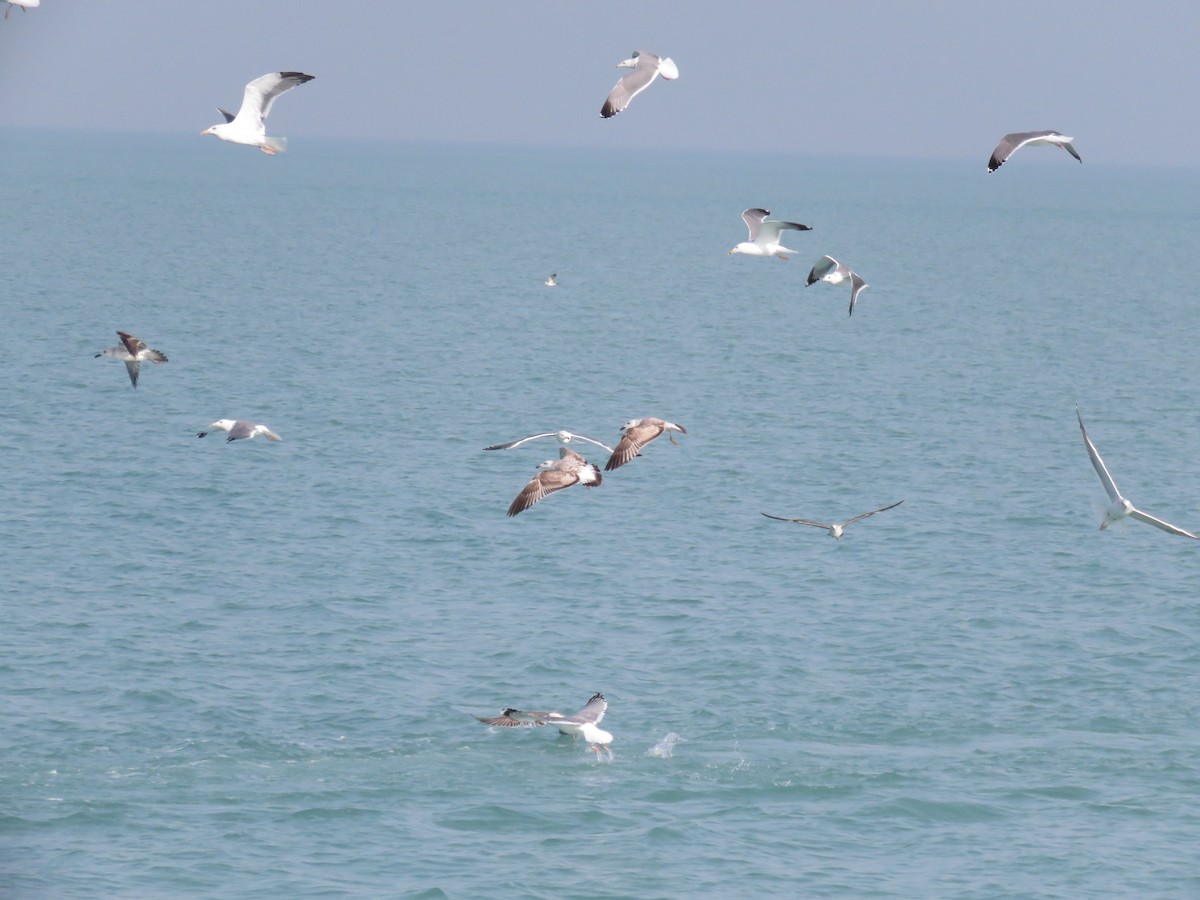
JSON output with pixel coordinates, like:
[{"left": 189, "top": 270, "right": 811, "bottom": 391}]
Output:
[
  {"left": 605, "top": 417, "right": 686, "bottom": 471},
  {"left": 94, "top": 331, "right": 168, "bottom": 388},
  {"left": 987, "top": 131, "right": 1081, "bottom": 173},
  {"left": 486, "top": 430, "right": 615, "bottom": 454},
  {"left": 600, "top": 51, "right": 678, "bottom": 118},
  {"left": 201, "top": 72, "right": 315, "bottom": 154},
  {"left": 762, "top": 500, "right": 904, "bottom": 540},
  {"left": 806, "top": 256, "right": 870, "bottom": 317},
  {"left": 1076, "top": 408, "right": 1198, "bottom": 538},
  {"left": 544, "top": 273, "right": 558, "bottom": 287},
  {"left": 507, "top": 446, "right": 601, "bottom": 516},
  {"left": 197, "top": 419, "right": 282, "bottom": 443},
  {"left": 477, "top": 692, "right": 613, "bottom": 759},
  {"left": 5, "top": 0, "right": 39, "bottom": 19},
  {"left": 729, "top": 208, "right": 813, "bottom": 259}
]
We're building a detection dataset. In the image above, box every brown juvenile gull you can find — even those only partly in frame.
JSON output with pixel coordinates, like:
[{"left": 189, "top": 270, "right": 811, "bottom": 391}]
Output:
[
  {"left": 201, "top": 72, "right": 315, "bottom": 155},
  {"left": 197, "top": 420, "right": 282, "bottom": 443},
  {"left": 806, "top": 256, "right": 870, "bottom": 317},
  {"left": 94, "top": 331, "right": 168, "bottom": 388},
  {"left": 987, "top": 131, "right": 1082, "bottom": 173},
  {"left": 605, "top": 417, "right": 687, "bottom": 471},
  {"left": 762, "top": 500, "right": 904, "bottom": 540},
  {"left": 485, "top": 430, "right": 614, "bottom": 454},
  {"left": 600, "top": 51, "right": 678, "bottom": 118},
  {"left": 728, "top": 208, "right": 813, "bottom": 259},
  {"left": 1076, "top": 408, "right": 1199, "bottom": 538},
  {"left": 506, "top": 447, "right": 601, "bottom": 517},
  {"left": 477, "top": 692, "right": 613, "bottom": 760}
]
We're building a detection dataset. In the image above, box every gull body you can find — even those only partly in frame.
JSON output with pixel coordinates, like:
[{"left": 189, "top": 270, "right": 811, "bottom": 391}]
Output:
[
  {"left": 729, "top": 208, "right": 812, "bottom": 259},
  {"left": 94, "top": 331, "right": 168, "bottom": 388},
  {"left": 477, "top": 692, "right": 613, "bottom": 759},
  {"left": 605, "top": 417, "right": 686, "bottom": 471},
  {"left": 1076, "top": 408, "right": 1199, "bottom": 538},
  {"left": 600, "top": 51, "right": 678, "bottom": 118},
  {"left": 806, "top": 256, "right": 869, "bottom": 316},
  {"left": 762, "top": 500, "right": 904, "bottom": 539},
  {"left": 197, "top": 419, "right": 282, "bottom": 443},
  {"left": 544, "top": 273, "right": 558, "bottom": 287},
  {"left": 485, "top": 430, "right": 614, "bottom": 454},
  {"left": 507, "top": 447, "right": 601, "bottom": 516},
  {"left": 201, "top": 72, "right": 315, "bottom": 155},
  {"left": 987, "top": 131, "right": 1082, "bottom": 173}
]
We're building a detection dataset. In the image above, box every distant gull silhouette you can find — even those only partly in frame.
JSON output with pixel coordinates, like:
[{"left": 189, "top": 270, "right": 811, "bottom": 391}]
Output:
[
  {"left": 1076, "top": 408, "right": 1198, "bottom": 538},
  {"left": 506, "top": 447, "right": 601, "bottom": 516},
  {"left": 201, "top": 72, "right": 315, "bottom": 155},
  {"left": 485, "top": 430, "right": 614, "bottom": 454},
  {"left": 605, "top": 418, "right": 686, "bottom": 471},
  {"left": 806, "top": 256, "right": 870, "bottom": 317},
  {"left": 729, "top": 208, "right": 813, "bottom": 259},
  {"left": 762, "top": 500, "right": 904, "bottom": 539},
  {"left": 600, "top": 51, "right": 678, "bottom": 118},
  {"left": 197, "top": 419, "right": 282, "bottom": 443},
  {"left": 477, "top": 692, "right": 613, "bottom": 759},
  {"left": 987, "top": 131, "right": 1081, "bottom": 173},
  {"left": 94, "top": 331, "right": 168, "bottom": 388},
  {"left": 544, "top": 273, "right": 558, "bottom": 287}
]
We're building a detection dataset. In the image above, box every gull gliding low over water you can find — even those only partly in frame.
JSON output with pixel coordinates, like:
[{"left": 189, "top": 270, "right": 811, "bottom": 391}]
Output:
[
  {"left": 987, "top": 131, "right": 1082, "bottom": 173},
  {"left": 484, "top": 430, "right": 614, "bottom": 454},
  {"left": 600, "top": 51, "right": 678, "bottom": 119},
  {"left": 807, "top": 256, "right": 870, "bottom": 317},
  {"left": 197, "top": 420, "right": 282, "bottom": 443},
  {"left": 506, "top": 447, "right": 601, "bottom": 517},
  {"left": 762, "top": 500, "right": 904, "bottom": 540},
  {"left": 201, "top": 72, "right": 315, "bottom": 155},
  {"left": 1076, "top": 408, "right": 1199, "bottom": 539},
  {"left": 94, "top": 331, "right": 168, "bottom": 388},
  {"left": 729, "top": 208, "right": 813, "bottom": 259},
  {"left": 605, "top": 418, "right": 686, "bottom": 471},
  {"left": 477, "top": 692, "right": 613, "bottom": 759}
]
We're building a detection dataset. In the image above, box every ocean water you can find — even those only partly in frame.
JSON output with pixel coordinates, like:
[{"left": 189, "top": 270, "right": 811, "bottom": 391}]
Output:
[{"left": 4, "top": 131, "right": 1200, "bottom": 897}]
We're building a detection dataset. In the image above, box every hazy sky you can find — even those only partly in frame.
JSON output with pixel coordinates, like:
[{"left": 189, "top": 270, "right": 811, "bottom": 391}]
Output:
[{"left": 2, "top": 0, "right": 1197, "bottom": 167}]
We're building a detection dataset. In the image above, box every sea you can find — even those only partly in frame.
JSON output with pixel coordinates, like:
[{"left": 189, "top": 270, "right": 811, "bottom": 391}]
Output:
[{"left": 3, "top": 131, "right": 1200, "bottom": 898}]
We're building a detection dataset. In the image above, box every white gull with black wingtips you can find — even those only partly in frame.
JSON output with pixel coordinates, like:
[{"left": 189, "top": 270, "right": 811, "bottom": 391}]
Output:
[
  {"left": 197, "top": 419, "right": 282, "bottom": 443},
  {"left": 763, "top": 500, "right": 904, "bottom": 540},
  {"left": 806, "top": 256, "right": 870, "bottom": 316},
  {"left": 729, "top": 208, "right": 813, "bottom": 259},
  {"left": 600, "top": 51, "right": 678, "bottom": 118},
  {"left": 201, "top": 71, "right": 315, "bottom": 154},
  {"left": 987, "top": 131, "right": 1081, "bottom": 173}
]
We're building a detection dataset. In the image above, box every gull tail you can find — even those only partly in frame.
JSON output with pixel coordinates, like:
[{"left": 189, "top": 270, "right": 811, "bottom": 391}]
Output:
[{"left": 263, "top": 136, "right": 288, "bottom": 153}]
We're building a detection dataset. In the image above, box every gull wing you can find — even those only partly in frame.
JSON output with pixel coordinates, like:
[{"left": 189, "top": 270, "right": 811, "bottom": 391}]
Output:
[
  {"left": 476, "top": 707, "right": 557, "bottom": 727},
  {"left": 841, "top": 500, "right": 904, "bottom": 527},
  {"left": 234, "top": 71, "right": 315, "bottom": 127},
  {"left": 484, "top": 433, "right": 559, "bottom": 451},
  {"left": 568, "top": 692, "right": 607, "bottom": 726},
  {"left": 601, "top": 52, "right": 661, "bottom": 118},
  {"left": 217, "top": 107, "right": 237, "bottom": 124},
  {"left": 506, "top": 466, "right": 582, "bottom": 517},
  {"left": 605, "top": 421, "right": 665, "bottom": 471},
  {"left": 1128, "top": 508, "right": 1200, "bottom": 540},
  {"left": 123, "top": 360, "right": 141, "bottom": 388},
  {"left": 741, "top": 208, "right": 770, "bottom": 241},
  {"left": 762, "top": 513, "right": 830, "bottom": 529},
  {"left": 806, "top": 256, "right": 839, "bottom": 285},
  {"left": 848, "top": 272, "right": 869, "bottom": 317},
  {"left": 117, "top": 331, "right": 146, "bottom": 356},
  {"left": 1076, "top": 409, "right": 1121, "bottom": 503}
]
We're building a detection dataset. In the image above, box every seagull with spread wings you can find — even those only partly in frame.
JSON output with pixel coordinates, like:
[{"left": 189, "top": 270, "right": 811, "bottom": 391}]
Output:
[
  {"left": 94, "top": 331, "right": 168, "bottom": 388},
  {"left": 762, "top": 500, "right": 904, "bottom": 540},
  {"left": 729, "top": 208, "right": 813, "bottom": 259},
  {"left": 477, "top": 692, "right": 613, "bottom": 759},
  {"left": 201, "top": 71, "right": 315, "bottom": 154}
]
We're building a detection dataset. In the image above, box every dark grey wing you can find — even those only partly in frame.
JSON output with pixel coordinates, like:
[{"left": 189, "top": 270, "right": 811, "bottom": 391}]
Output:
[
  {"left": 217, "top": 107, "right": 237, "bottom": 123},
  {"left": 762, "top": 513, "right": 829, "bottom": 529},
  {"left": 572, "top": 692, "right": 607, "bottom": 725},
  {"left": 848, "top": 272, "right": 868, "bottom": 317},
  {"left": 124, "top": 360, "right": 140, "bottom": 388},
  {"left": 741, "top": 208, "right": 770, "bottom": 241},
  {"left": 1061, "top": 141, "right": 1082, "bottom": 163},
  {"left": 988, "top": 132, "right": 1038, "bottom": 172},
  {"left": 227, "top": 420, "right": 256, "bottom": 441},
  {"left": 484, "top": 433, "right": 557, "bottom": 451},
  {"left": 806, "top": 255, "right": 837, "bottom": 285},
  {"left": 841, "top": 500, "right": 904, "bottom": 527}
]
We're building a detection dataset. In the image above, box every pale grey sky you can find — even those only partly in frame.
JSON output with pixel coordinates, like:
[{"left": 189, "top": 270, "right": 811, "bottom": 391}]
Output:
[{"left": 1, "top": 0, "right": 1197, "bottom": 166}]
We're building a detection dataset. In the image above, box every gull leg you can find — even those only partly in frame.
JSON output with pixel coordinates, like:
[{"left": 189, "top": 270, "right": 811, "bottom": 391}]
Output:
[
  {"left": 777, "top": 254, "right": 790, "bottom": 261},
  {"left": 668, "top": 433, "right": 679, "bottom": 445},
  {"left": 260, "top": 145, "right": 277, "bottom": 156}
]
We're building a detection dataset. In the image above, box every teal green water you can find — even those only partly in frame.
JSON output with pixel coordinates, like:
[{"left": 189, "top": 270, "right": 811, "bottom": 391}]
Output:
[{"left": 3, "top": 132, "right": 1200, "bottom": 897}]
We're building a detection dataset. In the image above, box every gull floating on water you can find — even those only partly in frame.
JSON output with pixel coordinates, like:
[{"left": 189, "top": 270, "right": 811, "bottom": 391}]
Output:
[
  {"left": 5, "top": 0, "right": 39, "bottom": 19},
  {"left": 605, "top": 417, "right": 686, "bottom": 471},
  {"left": 729, "top": 208, "right": 813, "bottom": 259},
  {"left": 94, "top": 331, "right": 168, "bottom": 388},
  {"left": 600, "top": 51, "right": 678, "bottom": 118},
  {"left": 987, "top": 131, "right": 1082, "bottom": 173},
  {"left": 485, "top": 430, "right": 614, "bottom": 454},
  {"left": 197, "top": 419, "right": 282, "bottom": 443},
  {"left": 544, "top": 273, "right": 558, "bottom": 287},
  {"left": 201, "top": 72, "right": 315, "bottom": 155},
  {"left": 507, "top": 447, "right": 601, "bottom": 516},
  {"left": 762, "top": 500, "right": 904, "bottom": 540},
  {"left": 807, "top": 256, "right": 870, "bottom": 317},
  {"left": 1076, "top": 408, "right": 1198, "bottom": 539},
  {"left": 477, "top": 692, "right": 613, "bottom": 759}
]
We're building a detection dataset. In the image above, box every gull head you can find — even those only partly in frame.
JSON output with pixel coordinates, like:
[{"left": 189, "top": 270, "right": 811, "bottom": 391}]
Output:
[
  {"left": 616, "top": 55, "right": 638, "bottom": 69},
  {"left": 828, "top": 525, "right": 845, "bottom": 540},
  {"left": 729, "top": 242, "right": 759, "bottom": 256}
]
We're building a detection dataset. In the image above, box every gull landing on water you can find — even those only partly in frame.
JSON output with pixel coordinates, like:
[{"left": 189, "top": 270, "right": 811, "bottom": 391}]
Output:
[
  {"left": 94, "top": 331, "right": 168, "bottom": 388},
  {"left": 477, "top": 692, "right": 613, "bottom": 760},
  {"left": 807, "top": 256, "right": 870, "bottom": 317},
  {"left": 605, "top": 418, "right": 686, "bottom": 471},
  {"left": 485, "top": 430, "right": 615, "bottom": 454},
  {"left": 729, "top": 208, "right": 813, "bottom": 259},
  {"left": 197, "top": 419, "right": 282, "bottom": 443},
  {"left": 201, "top": 72, "right": 315, "bottom": 155},
  {"left": 1076, "top": 408, "right": 1199, "bottom": 539},
  {"left": 987, "top": 131, "right": 1081, "bottom": 173},
  {"left": 600, "top": 51, "right": 678, "bottom": 118},
  {"left": 506, "top": 447, "right": 601, "bottom": 517},
  {"left": 762, "top": 500, "right": 904, "bottom": 540}
]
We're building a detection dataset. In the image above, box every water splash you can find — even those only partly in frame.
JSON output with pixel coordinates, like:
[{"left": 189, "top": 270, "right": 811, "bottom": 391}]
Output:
[{"left": 646, "top": 732, "right": 683, "bottom": 758}]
